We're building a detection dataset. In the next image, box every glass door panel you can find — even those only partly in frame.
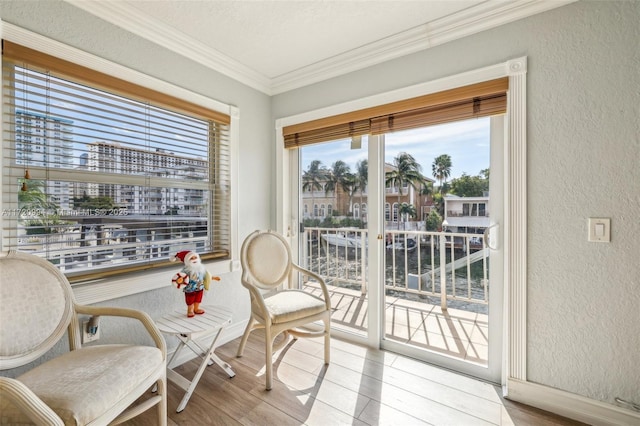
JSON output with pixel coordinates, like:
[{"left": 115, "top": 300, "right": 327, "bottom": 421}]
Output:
[
  {"left": 380, "top": 117, "right": 503, "bottom": 383},
  {"left": 299, "top": 137, "right": 370, "bottom": 340}
]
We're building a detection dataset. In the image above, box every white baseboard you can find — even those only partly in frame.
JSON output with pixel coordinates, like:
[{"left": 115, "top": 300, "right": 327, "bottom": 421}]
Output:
[
  {"left": 167, "top": 319, "right": 248, "bottom": 367},
  {"left": 506, "top": 378, "right": 640, "bottom": 426}
]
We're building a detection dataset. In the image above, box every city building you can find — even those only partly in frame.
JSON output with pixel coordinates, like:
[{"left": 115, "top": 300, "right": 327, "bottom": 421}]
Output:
[
  {"left": 86, "top": 141, "right": 208, "bottom": 215},
  {"left": 15, "top": 110, "right": 73, "bottom": 209}
]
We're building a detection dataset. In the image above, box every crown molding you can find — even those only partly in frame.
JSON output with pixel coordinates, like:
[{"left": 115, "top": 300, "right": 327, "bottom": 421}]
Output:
[
  {"left": 64, "top": 0, "right": 575, "bottom": 96},
  {"left": 0, "top": 21, "right": 232, "bottom": 115},
  {"left": 270, "top": 0, "right": 573, "bottom": 94},
  {"left": 64, "top": 0, "right": 272, "bottom": 94}
]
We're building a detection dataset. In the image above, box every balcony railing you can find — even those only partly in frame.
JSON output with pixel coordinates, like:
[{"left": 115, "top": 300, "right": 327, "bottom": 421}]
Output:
[
  {"left": 301, "top": 226, "right": 488, "bottom": 312},
  {"left": 446, "top": 210, "right": 489, "bottom": 217}
]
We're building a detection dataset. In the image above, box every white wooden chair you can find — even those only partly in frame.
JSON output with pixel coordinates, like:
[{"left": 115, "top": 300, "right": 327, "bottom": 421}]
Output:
[
  {"left": 236, "top": 230, "right": 331, "bottom": 390},
  {"left": 0, "top": 251, "right": 167, "bottom": 425}
]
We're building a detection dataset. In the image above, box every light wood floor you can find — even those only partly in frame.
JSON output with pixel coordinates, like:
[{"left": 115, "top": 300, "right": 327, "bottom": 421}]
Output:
[
  {"left": 313, "top": 282, "right": 491, "bottom": 366},
  {"left": 125, "top": 331, "right": 585, "bottom": 426}
]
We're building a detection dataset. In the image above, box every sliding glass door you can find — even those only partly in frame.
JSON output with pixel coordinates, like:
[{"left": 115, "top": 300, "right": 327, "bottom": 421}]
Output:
[
  {"left": 378, "top": 117, "right": 504, "bottom": 383},
  {"left": 293, "top": 115, "right": 504, "bottom": 383}
]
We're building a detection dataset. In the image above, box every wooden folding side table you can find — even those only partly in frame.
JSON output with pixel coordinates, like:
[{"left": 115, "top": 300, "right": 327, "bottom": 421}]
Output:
[{"left": 155, "top": 305, "right": 236, "bottom": 412}]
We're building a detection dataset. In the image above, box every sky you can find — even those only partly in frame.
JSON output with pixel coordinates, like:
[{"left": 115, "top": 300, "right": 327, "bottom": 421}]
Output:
[{"left": 301, "top": 117, "right": 490, "bottom": 182}]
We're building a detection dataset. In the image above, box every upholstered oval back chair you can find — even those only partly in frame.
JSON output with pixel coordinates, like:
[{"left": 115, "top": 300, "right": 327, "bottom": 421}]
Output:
[
  {"left": 236, "top": 230, "right": 331, "bottom": 390},
  {"left": 0, "top": 251, "right": 167, "bottom": 425}
]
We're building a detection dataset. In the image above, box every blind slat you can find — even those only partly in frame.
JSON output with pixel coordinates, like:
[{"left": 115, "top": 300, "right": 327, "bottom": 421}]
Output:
[
  {"left": 370, "top": 94, "right": 507, "bottom": 134},
  {"left": 284, "top": 119, "right": 370, "bottom": 148},
  {"left": 283, "top": 77, "right": 508, "bottom": 147}
]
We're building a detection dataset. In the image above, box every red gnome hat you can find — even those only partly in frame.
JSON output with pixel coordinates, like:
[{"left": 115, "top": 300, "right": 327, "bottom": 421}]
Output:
[{"left": 171, "top": 250, "right": 195, "bottom": 266}]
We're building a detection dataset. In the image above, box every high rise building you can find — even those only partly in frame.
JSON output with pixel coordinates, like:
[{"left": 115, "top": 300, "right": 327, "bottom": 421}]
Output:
[
  {"left": 15, "top": 110, "right": 73, "bottom": 209},
  {"left": 87, "top": 141, "right": 207, "bottom": 215}
]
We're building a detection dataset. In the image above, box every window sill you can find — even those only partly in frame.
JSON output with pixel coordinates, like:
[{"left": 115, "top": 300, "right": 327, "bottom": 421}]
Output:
[{"left": 72, "top": 259, "right": 239, "bottom": 305}]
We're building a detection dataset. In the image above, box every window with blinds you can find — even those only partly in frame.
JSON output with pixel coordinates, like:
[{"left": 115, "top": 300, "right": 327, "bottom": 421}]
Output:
[
  {"left": 283, "top": 77, "right": 508, "bottom": 148},
  {"left": 2, "top": 41, "right": 231, "bottom": 280}
]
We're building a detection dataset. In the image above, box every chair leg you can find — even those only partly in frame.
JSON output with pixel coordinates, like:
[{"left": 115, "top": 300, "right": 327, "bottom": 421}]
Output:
[
  {"left": 265, "top": 326, "right": 274, "bottom": 391},
  {"left": 323, "top": 317, "right": 331, "bottom": 365},
  {"left": 236, "top": 317, "right": 254, "bottom": 357},
  {"left": 156, "top": 376, "right": 167, "bottom": 426}
]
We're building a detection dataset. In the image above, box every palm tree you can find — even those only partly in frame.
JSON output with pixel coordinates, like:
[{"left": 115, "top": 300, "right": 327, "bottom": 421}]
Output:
[
  {"left": 432, "top": 154, "right": 452, "bottom": 195},
  {"left": 302, "top": 160, "right": 326, "bottom": 218},
  {"left": 324, "top": 160, "right": 352, "bottom": 215},
  {"left": 398, "top": 202, "right": 417, "bottom": 222},
  {"left": 355, "top": 159, "right": 368, "bottom": 220},
  {"left": 418, "top": 179, "right": 434, "bottom": 215},
  {"left": 18, "top": 179, "right": 62, "bottom": 234},
  {"left": 18, "top": 179, "right": 55, "bottom": 211},
  {"left": 385, "top": 152, "right": 425, "bottom": 213},
  {"left": 341, "top": 173, "right": 358, "bottom": 215},
  {"left": 325, "top": 160, "right": 350, "bottom": 194}
]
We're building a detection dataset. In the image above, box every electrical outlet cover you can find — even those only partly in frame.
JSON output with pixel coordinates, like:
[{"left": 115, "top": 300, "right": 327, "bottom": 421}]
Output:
[{"left": 82, "top": 320, "right": 100, "bottom": 343}]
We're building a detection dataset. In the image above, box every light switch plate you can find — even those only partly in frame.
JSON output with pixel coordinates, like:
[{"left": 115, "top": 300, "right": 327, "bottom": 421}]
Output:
[{"left": 588, "top": 218, "right": 610, "bottom": 242}]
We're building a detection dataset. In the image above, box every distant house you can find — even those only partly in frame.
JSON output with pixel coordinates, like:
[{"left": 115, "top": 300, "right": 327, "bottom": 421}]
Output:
[
  {"left": 301, "top": 161, "right": 435, "bottom": 223},
  {"left": 442, "top": 194, "right": 489, "bottom": 234}
]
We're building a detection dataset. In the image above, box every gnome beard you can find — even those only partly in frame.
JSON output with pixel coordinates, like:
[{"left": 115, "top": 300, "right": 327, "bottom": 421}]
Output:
[{"left": 183, "top": 257, "right": 206, "bottom": 276}]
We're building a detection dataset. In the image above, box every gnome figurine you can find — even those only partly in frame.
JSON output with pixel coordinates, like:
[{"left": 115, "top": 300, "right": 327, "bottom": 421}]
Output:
[{"left": 171, "top": 250, "right": 220, "bottom": 317}]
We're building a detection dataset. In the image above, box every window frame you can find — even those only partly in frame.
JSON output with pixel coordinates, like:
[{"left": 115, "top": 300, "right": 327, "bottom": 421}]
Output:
[{"left": 1, "top": 22, "right": 239, "bottom": 301}]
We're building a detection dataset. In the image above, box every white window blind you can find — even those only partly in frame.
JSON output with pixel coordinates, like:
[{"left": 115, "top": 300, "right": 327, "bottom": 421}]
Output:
[{"left": 2, "top": 41, "right": 231, "bottom": 281}]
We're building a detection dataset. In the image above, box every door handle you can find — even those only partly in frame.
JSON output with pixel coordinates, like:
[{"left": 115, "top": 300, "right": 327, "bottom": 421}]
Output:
[{"left": 484, "top": 224, "right": 499, "bottom": 250}]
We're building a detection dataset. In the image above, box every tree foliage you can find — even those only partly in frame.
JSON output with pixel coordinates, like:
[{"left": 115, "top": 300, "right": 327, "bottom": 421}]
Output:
[
  {"left": 302, "top": 160, "right": 326, "bottom": 193},
  {"left": 425, "top": 209, "right": 443, "bottom": 231},
  {"left": 72, "top": 195, "right": 118, "bottom": 210},
  {"left": 18, "top": 179, "right": 65, "bottom": 234},
  {"left": 398, "top": 202, "right": 417, "bottom": 222},
  {"left": 385, "top": 152, "right": 426, "bottom": 204},
  {"left": 303, "top": 217, "right": 365, "bottom": 229},
  {"left": 325, "top": 160, "right": 349, "bottom": 194},
  {"left": 355, "top": 159, "right": 368, "bottom": 213},
  {"left": 18, "top": 179, "right": 57, "bottom": 211},
  {"left": 449, "top": 173, "right": 489, "bottom": 197}
]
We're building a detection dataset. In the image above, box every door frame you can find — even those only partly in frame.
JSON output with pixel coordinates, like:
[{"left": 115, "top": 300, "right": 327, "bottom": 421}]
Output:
[{"left": 275, "top": 57, "right": 528, "bottom": 388}]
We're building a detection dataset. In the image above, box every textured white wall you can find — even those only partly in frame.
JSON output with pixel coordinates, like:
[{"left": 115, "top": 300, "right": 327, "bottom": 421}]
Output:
[
  {"left": 273, "top": 1, "right": 640, "bottom": 407},
  {"left": 524, "top": 1, "right": 639, "bottom": 404}
]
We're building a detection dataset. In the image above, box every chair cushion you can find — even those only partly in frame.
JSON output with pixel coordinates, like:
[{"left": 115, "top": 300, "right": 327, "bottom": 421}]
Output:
[
  {"left": 1, "top": 345, "right": 162, "bottom": 425},
  {"left": 265, "top": 290, "right": 327, "bottom": 324}
]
